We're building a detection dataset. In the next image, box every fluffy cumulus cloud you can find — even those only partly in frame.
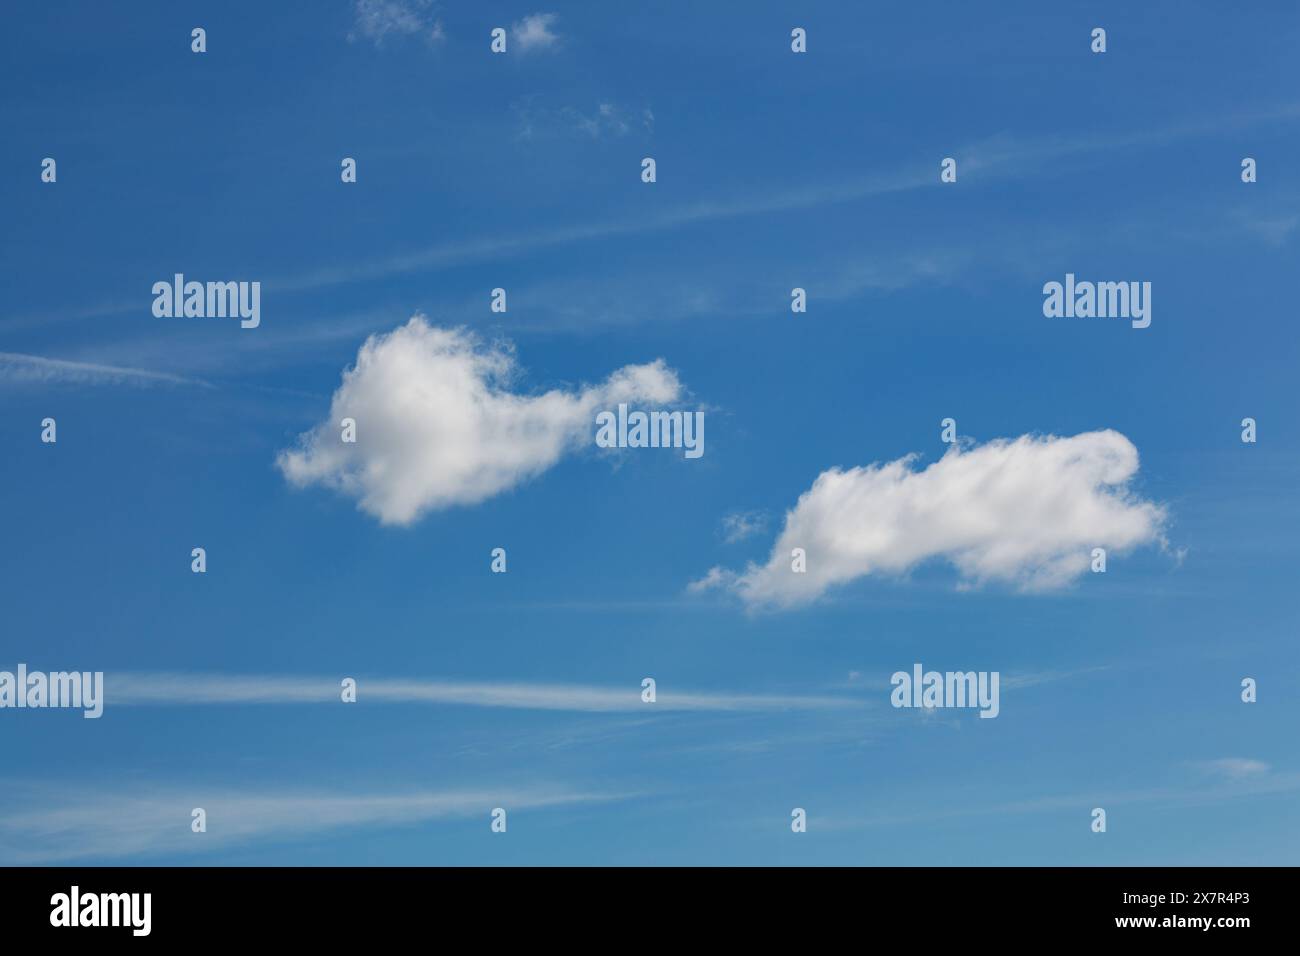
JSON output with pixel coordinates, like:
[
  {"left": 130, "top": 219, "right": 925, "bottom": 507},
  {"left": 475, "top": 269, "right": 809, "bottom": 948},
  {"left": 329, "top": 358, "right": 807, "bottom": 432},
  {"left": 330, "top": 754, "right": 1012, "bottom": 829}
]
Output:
[
  {"left": 511, "top": 12, "right": 561, "bottom": 51},
  {"left": 693, "top": 431, "right": 1168, "bottom": 609},
  {"left": 276, "top": 316, "right": 682, "bottom": 525}
]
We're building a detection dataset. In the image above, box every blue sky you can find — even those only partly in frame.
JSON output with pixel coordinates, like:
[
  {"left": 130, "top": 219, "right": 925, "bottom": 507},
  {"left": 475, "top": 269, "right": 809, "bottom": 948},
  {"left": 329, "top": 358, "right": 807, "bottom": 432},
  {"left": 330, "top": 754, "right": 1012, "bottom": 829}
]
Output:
[{"left": 1, "top": 0, "right": 1298, "bottom": 864}]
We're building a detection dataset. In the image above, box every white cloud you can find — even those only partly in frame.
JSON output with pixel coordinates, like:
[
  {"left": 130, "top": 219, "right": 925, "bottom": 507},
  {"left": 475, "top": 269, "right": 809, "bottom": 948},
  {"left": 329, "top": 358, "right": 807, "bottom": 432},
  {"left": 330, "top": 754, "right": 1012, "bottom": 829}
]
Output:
[
  {"left": 511, "top": 12, "right": 560, "bottom": 51},
  {"left": 686, "top": 566, "right": 730, "bottom": 595},
  {"left": 693, "top": 431, "right": 1168, "bottom": 609},
  {"left": 106, "top": 673, "right": 861, "bottom": 712},
  {"left": 720, "top": 510, "right": 767, "bottom": 543},
  {"left": 277, "top": 317, "right": 683, "bottom": 524},
  {"left": 349, "top": 0, "right": 442, "bottom": 46}
]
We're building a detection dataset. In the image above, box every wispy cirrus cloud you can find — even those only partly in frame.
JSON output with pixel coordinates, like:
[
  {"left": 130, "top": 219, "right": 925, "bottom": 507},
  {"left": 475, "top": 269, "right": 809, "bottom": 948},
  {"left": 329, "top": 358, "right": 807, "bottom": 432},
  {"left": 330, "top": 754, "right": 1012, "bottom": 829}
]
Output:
[
  {"left": 0, "top": 351, "right": 211, "bottom": 389},
  {"left": 997, "top": 667, "right": 1113, "bottom": 690},
  {"left": 0, "top": 785, "right": 621, "bottom": 863},
  {"left": 266, "top": 102, "right": 1300, "bottom": 295},
  {"left": 841, "top": 666, "right": 1111, "bottom": 693},
  {"left": 812, "top": 769, "right": 1300, "bottom": 833},
  {"left": 1196, "top": 758, "right": 1271, "bottom": 780},
  {"left": 17, "top": 104, "right": 1299, "bottom": 330},
  {"left": 106, "top": 672, "right": 863, "bottom": 712}
]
